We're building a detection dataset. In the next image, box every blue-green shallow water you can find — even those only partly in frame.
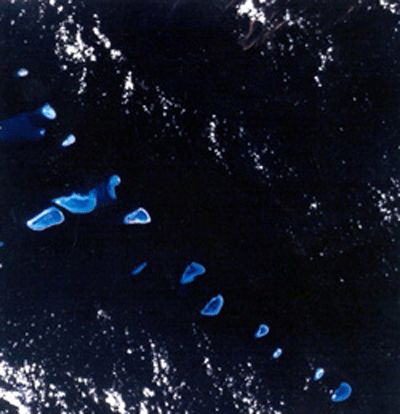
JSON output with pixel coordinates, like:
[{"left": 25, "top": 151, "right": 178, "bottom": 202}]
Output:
[{"left": 0, "top": 0, "right": 399, "bottom": 412}]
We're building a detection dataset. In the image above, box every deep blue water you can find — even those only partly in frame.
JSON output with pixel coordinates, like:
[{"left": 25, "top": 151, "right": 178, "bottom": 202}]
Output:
[{"left": 0, "top": 0, "right": 400, "bottom": 413}]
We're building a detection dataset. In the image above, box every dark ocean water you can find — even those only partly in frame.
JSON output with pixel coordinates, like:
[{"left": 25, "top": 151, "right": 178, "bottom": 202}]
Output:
[{"left": 0, "top": 0, "right": 400, "bottom": 413}]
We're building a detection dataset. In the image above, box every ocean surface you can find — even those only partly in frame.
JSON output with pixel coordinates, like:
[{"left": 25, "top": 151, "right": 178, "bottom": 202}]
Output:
[{"left": 0, "top": 0, "right": 400, "bottom": 412}]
